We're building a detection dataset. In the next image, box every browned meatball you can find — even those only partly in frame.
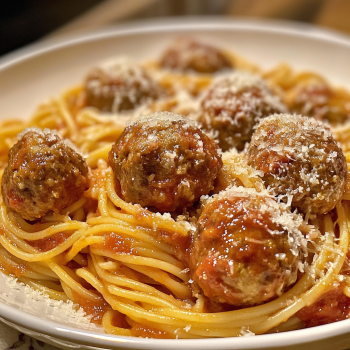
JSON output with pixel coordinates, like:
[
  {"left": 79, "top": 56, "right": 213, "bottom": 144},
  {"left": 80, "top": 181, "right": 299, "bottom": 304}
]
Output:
[
  {"left": 198, "top": 72, "right": 287, "bottom": 151},
  {"left": 85, "top": 58, "right": 161, "bottom": 113},
  {"left": 160, "top": 38, "right": 232, "bottom": 74},
  {"left": 246, "top": 114, "right": 348, "bottom": 215},
  {"left": 108, "top": 112, "right": 222, "bottom": 213},
  {"left": 190, "top": 188, "right": 305, "bottom": 307},
  {"left": 1, "top": 128, "right": 88, "bottom": 221},
  {"left": 291, "top": 82, "right": 350, "bottom": 125}
]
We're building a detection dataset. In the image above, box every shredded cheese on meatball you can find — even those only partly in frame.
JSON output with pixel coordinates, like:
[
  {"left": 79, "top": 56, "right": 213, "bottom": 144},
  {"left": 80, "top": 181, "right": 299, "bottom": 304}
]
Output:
[
  {"left": 203, "top": 71, "right": 287, "bottom": 114},
  {"left": 136, "top": 111, "right": 199, "bottom": 129},
  {"left": 247, "top": 114, "right": 347, "bottom": 215}
]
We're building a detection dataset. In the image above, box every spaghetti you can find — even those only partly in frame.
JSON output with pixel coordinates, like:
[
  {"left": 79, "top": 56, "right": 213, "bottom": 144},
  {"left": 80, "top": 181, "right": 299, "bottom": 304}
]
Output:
[{"left": 1, "top": 39, "right": 350, "bottom": 339}]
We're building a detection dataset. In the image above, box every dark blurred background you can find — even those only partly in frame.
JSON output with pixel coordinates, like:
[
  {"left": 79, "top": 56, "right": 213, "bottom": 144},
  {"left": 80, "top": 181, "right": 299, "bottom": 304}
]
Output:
[{"left": 1, "top": 0, "right": 350, "bottom": 57}]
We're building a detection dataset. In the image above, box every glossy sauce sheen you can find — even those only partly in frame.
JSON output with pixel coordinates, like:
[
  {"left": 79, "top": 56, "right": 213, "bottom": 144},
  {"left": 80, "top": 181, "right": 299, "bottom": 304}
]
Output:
[
  {"left": 71, "top": 289, "right": 111, "bottom": 325},
  {"left": 297, "top": 285, "right": 350, "bottom": 327},
  {"left": 191, "top": 193, "right": 298, "bottom": 307},
  {"left": 0, "top": 260, "right": 26, "bottom": 278},
  {"left": 29, "top": 232, "right": 71, "bottom": 252},
  {"left": 100, "top": 232, "right": 134, "bottom": 254}
]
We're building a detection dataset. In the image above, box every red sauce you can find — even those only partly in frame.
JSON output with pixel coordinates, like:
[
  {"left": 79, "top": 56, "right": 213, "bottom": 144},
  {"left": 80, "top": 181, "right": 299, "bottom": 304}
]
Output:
[
  {"left": 135, "top": 206, "right": 152, "bottom": 220},
  {"left": 158, "top": 230, "right": 191, "bottom": 265},
  {"left": 0, "top": 260, "right": 26, "bottom": 278},
  {"left": 71, "top": 289, "right": 111, "bottom": 325},
  {"left": 297, "top": 285, "right": 350, "bottom": 327},
  {"left": 134, "top": 207, "right": 191, "bottom": 263},
  {"left": 130, "top": 323, "right": 174, "bottom": 339},
  {"left": 85, "top": 167, "right": 107, "bottom": 200},
  {"left": 110, "top": 311, "right": 129, "bottom": 329},
  {"left": 94, "top": 232, "right": 134, "bottom": 255},
  {"left": 6, "top": 188, "right": 24, "bottom": 212},
  {"left": 29, "top": 232, "right": 71, "bottom": 252}
]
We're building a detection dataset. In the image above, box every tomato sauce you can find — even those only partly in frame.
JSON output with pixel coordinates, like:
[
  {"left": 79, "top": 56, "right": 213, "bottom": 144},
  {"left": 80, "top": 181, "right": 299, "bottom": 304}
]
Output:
[
  {"left": 6, "top": 188, "right": 24, "bottom": 213},
  {"left": 158, "top": 229, "right": 191, "bottom": 265},
  {"left": 85, "top": 167, "right": 107, "bottom": 200},
  {"left": 0, "top": 259, "right": 26, "bottom": 278},
  {"left": 297, "top": 285, "right": 350, "bottom": 327},
  {"left": 94, "top": 232, "right": 134, "bottom": 255},
  {"left": 29, "top": 232, "right": 71, "bottom": 252},
  {"left": 110, "top": 311, "right": 129, "bottom": 329},
  {"left": 71, "top": 289, "right": 111, "bottom": 325}
]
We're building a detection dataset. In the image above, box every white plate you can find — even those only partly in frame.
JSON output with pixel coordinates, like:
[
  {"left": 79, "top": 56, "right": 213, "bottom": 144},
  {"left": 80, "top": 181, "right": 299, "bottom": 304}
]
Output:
[{"left": 1, "top": 18, "right": 350, "bottom": 350}]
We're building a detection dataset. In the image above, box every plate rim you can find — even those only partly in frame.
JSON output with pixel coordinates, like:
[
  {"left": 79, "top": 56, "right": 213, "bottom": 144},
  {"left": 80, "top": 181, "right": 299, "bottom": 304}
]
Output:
[{"left": 1, "top": 16, "right": 350, "bottom": 70}]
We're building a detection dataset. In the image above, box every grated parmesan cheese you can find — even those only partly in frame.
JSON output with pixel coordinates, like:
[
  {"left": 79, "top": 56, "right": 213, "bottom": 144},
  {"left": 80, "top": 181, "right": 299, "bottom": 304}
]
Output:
[
  {"left": 0, "top": 275, "right": 99, "bottom": 331},
  {"left": 247, "top": 113, "right": 348, "bottom": 216},
  {"left": 17, "top": 127, "right": 84, "bottom": 157}
]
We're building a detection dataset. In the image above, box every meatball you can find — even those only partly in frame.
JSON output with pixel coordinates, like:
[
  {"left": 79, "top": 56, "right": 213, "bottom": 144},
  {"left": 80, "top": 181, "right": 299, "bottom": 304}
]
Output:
[
  {"left": 190, "top": 187, "right": 305, "bottom": 307},
  {"left": 198, "top": 72, "right": 287, "bottom": 151},
  {"left": 246, "top": 114, "right": 348, "bottom": 215},
  {"left": 85, "top": 58, "right": 161, "bottom": 113},
  {"left": 1, "top": 128, "right": 88, "bottom": 221},
  {"left": 160, "top": 38, "right": 232, "bottom": 74},
  {"left": 108, "top": 112, "right": 222, "bottom": 213},
  {"left": 291, "top": 82, "right": 350, "bottom": 125}
]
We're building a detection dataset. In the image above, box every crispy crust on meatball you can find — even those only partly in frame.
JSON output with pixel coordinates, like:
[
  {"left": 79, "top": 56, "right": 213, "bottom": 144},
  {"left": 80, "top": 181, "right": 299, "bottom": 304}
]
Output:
[
  {"left": 1, "top": 128, "right": 88, "bottom": 221},
  {"left": 246, "top": 114, "right": 348, "bottom": 215},
  {"left": 190, "top": 187, "right": 307, "bottom": 307},
  {"left": 85, "top": 58, "right": 161, "bottom": 113},
  {"left": 160, "top": 38, "right": 232, "bottom": 74},
  {"left": 198, "top": 72, "right": 287, "bottom": 151},
  {"left": 108, "top": 112, "right": 223, "bottom": 213}
]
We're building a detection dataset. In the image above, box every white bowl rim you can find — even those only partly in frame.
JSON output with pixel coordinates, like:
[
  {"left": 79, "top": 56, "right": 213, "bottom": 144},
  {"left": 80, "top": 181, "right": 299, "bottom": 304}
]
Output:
[
  {"left": 1, "top": 17, "right": 350, "bottom": 349},
  {"left": 1, "top": 16, "right": 350, "bottom": 69}
]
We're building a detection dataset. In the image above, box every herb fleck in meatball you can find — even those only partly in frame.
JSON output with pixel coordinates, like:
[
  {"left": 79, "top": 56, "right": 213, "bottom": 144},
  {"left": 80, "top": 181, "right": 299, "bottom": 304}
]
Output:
[
  {"left": 85, "top": 58, "right": 161, "bottom": 113},
  {"left": 291, "top": 82, "right": 350, "bottom": 125},
  {"left": 160, "top": 38, "right": 232, "bottom": 74},
  {"left": 190, "top": 187, "right": 306, "bottom": 307},
  {"left": 1, "top": 128, "right": 88, "bottom": 221},
  {"left": 108, "top": 112, "right": 223, "bottom": 213},
  {"left": 246, "top": 114, "right": 348, "bottom": 215},
  {"left": 198, "top": 72, "right": 287, "bottom": 151}
]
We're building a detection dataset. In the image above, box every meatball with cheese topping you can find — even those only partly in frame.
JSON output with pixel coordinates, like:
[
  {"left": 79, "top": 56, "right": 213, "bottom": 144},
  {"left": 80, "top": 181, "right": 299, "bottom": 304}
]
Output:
[
  {"left": 198, "top": 72, "right": 287, "bottom": 151},
  {"left": 291, "top": 82, "right": 350, "bottom": 125},
  {"left": 160, "top": 38, "right": 232, "bottom": 74},
  {"left": 1, "top": 128, "right": 88, "bottom": 221},
  {"left": 246, "top": 114, "right": 347, "bottom": 215},
  {"left": 85, "top": 58, "right": 162, "bottom": 113},
  {"left": 190, "top": 188, "right": 306, "bottom": 307},
  {"left": 108, "top": 112, "right": 222, "bottom": 213}
]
